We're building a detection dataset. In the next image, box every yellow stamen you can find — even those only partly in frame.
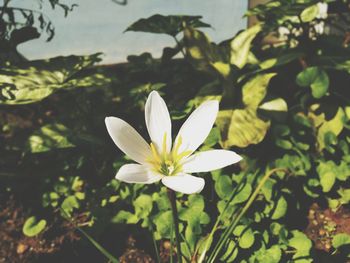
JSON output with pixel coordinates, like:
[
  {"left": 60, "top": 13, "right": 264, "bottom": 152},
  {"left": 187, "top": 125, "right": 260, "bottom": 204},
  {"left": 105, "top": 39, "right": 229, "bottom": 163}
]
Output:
[
  {"left": 162, "top": 133, "right": 167, "bottom": 161},
  {"left": 172, "top": 136, "right": 182, "bottom": 157},
  {"left": 150, "top": 143, "right": 161, "bottom": 163}
]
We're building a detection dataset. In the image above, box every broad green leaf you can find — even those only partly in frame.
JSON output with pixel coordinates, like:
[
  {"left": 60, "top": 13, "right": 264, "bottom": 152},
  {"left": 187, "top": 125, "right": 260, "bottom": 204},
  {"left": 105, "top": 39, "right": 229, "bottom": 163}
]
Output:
[
  {"left": 217, "top": 108, "right": 270, "bottom": 148},
  {"left": 271, "top": 196, "right": 287, "bottom": 219},
  {"left": 332, "top": 233, "right": 350, "bottom": 248},
  {"left": 23, "top": 216, "right": 47, "bottom": 237},
  {"left": 27, "top": 123, "right": 75, "bottom": 153},
  {"left": 289, "top": 230, "right": 312, "bottom": 262},
  {"left": 184, "top": 27, "right": 226, "bottom": 75},
  {"left": 231, "top": 184, "right": 252, "bottom": 205},
  {"left": 259, "top": 98, "right": 288, "bottom": 112},
  {"left": 296, "top": 67, "right": 329, "bottom": 98},
  {"left": 125, "top": 15, "right": 210, "bottom": 36},
  {"left": 61, "top": 195, "right": 80, "bottom": 217},
  {"left": 317, "top": 161, "right": 337, "bottom": 192},
  {"left": 254, "top": 245, "right": 282, "bottom": 263},
  {"left": 212, "top": 61, "right": 230, "bottom": 77},
  {"left": 188, "top": 194, "right": 205, "bottom": 213},
  {"left": 230, "top": 23, "right": 262, "bottom": 68},
  {"left": 242, "top": 73, "right": 276, "bottom": 109},
  {"left": 239, "top": 228, "right": 255, "bottom": 249},
  {"left": 215, "top": 175, "right": 233, "bottom": 200},
  {"left": 316, "top": 107, "right": 345, "bottom": 150},
  {"left": 300, "top": 4, "right": 319, "bottom": 22},
  {"left": 153, "top": 211, "right": 173, "bottom": 239},
  {"left": 111, "top": 210, "right": 139, "bottom": 224},
  {"left": 0, "top": 54, "right": 103, "bottom": 105},
  {"left": 133, "top": 194, "right": 153, "bottom": 219}
]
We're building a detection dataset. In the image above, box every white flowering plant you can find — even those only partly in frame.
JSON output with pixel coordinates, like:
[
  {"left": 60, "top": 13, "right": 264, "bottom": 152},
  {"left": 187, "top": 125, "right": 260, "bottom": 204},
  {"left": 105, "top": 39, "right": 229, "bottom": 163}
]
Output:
[{"left": 1, "top": 0, "right": 350, "bottom": 262}]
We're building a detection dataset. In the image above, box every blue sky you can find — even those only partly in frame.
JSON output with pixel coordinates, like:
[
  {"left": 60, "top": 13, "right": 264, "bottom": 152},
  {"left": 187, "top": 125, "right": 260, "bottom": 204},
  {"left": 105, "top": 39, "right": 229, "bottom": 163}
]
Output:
[{"left": 14, "top": 0, "right": 248, "bottom": 64}]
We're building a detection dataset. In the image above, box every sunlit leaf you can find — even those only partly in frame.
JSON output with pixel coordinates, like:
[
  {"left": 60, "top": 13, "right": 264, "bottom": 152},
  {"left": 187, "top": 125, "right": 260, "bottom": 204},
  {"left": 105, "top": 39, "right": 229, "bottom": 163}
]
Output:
[
  {"left": 23, "top": 216, "right": 47, "bottom": 237},
  {"left": 296, "top": 67, "right": 329, "bottom": 99},
  {"left": 0, "top": 54, "right": 104, "bottom": 105},
  {"left": 27, "top": 123, "right": 75, "bottom": 153},
  {"left": 230, "top": 23, "right": 262, "bottom": 69},
  {"left": 300, "top": 4, "right": 319, "bottom": 22},
  {"left": 332, "top": 233, "right": 350, "bottom": 249}
]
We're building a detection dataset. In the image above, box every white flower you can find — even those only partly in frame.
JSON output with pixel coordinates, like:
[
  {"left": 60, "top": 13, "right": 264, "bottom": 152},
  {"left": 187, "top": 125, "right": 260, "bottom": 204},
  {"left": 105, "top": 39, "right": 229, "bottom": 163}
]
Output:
[
  {"left": 316, "top": 2, "right": 328, "bottom": 19},
  {"left": 105, "top": 91, "right": 242, "bottom": 194}
]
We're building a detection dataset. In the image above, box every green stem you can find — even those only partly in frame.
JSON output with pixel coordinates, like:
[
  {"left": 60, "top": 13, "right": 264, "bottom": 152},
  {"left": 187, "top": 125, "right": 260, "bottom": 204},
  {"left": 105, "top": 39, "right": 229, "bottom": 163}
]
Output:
[
  {"left": 78, "top": 227, "right": 119, "bottom": 263},
  {"left": 198, "top": 176, "right": 248, "bottom": 263},
  {"left": 167, "top": 188, "right": 183, "bottom": 263},
  {"left": 208, "top": 168, "right": 287, "bottom": 263},
  {"left": 60, "top": 209, "right": 119, "bottom": 263},
  {"left": 150, "top": 224, "right": 161, "bottom": 263},
  {"left": 173, "top": 36, "right": 186, "bottom": 58}
]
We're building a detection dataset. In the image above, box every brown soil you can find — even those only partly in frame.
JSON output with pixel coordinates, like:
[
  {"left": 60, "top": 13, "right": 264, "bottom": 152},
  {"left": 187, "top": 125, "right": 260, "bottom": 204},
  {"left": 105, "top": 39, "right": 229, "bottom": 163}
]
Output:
[
  {"left": 305, "top": 203, "right": 350, "bottom": 252},
  {"left": 0, "top": 195, "right": 79, "bottom": 263}
]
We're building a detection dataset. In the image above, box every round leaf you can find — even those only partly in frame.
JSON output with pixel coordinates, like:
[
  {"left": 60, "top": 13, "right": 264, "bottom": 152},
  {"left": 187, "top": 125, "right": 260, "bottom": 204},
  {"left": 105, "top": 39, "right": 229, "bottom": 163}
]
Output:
[{"left": 23, "top": 216, "right": 47, "bottom": 237}]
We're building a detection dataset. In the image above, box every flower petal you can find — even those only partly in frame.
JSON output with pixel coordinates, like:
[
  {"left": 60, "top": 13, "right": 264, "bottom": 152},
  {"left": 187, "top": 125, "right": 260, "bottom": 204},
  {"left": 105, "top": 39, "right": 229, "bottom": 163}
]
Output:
[
  {"left": 145, "top": 91, "right": 172, "bottom": 153},
  {"left": 162, "top": 173, "right": 205, "bottom": 194},
  {"left": 175, "top": 100, "right": 219, "bottom": 155},
  {"left": 182, "top": 150, "right": 242, "bottom": 173},
  {"left": 105, "top": 117, "right": 151, "bottom": 164},
  {"left": 116, "top": 164, "right": 162, "bottom": 184}
]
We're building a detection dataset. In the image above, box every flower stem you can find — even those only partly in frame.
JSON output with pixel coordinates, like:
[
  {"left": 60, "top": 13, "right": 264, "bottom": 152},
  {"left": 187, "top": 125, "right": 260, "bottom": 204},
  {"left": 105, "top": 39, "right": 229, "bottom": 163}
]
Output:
[
  {"left": 208, "top": 168, "right": 287, "bottom": 263},
  {"left": 167, "top": 188, "right": 183, "bottom": 263}
]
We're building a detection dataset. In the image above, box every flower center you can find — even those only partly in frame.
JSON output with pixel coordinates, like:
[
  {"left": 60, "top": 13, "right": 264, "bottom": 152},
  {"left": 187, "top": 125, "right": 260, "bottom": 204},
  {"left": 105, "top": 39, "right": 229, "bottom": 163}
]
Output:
[{"left": 147, "top": 134, "right": 191, "bottom": 176}]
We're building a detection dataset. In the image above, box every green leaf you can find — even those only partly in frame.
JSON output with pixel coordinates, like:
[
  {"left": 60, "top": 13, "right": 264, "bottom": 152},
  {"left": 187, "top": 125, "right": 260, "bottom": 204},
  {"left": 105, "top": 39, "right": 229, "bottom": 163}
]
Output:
[
  {"left": 271, "top": 196, "right": 288, "bottom": 220},
  {"left": 317, "top": 161, "right": 338, "bottom": 192},
  {"left": 239, "top": 228, "right": 255, "bottom": 249},
  {"left": 125, "top": 15, "right": 210, "bottom": 36},
  {"left": 133, "top": 194, "right": 153, "bottom": 219},
  {"left": 217, "top": 108, "right": 270, "bottom": 148},
  {"left": 23, "top": 216, "right": 47, "bottom": 237},
  {"left": 183, "top": 27, "right": 227, "bottom": 75},
  {"left": 27, "top": 123, "right": 75, "bottom": 153},
  {"left": 242, "top": 73, "right": 276, "bottom": 109},
  {"left": 231, "top": 184, "right": 252, "bottom": 205},
  {"left": 0, "top": 54, "right": 103, "bottom": 105},
  {"left": 316, "top": 107, "right": 344, "bottom": 150},
  {"left": 296, "top": 67, "right": 329, "bottom": 98},
  {"left": 61, "top": 195, "right": 80, "bottom": 217},
  {"left": 230, "top": 23, "right": 262, "bottom": 68},
  {"left": 332, "top": 233, "right": 350, "bottom": 248},
  {"left": 254, "top": 245, "right": 282, "bottom": 263},
  {"left": 275, "top": 139, "right": 293, "bottom": 150},
  {"left": 111, "top": 210, "right": 139, "bottom": 224},
  {"left": 42, "top": 192, "right": 60, "bottom": 207},
  {"left": 259, "top": 98, "right": 288, "bottom": 112},
  {"left": 153, "top": 211, "right": 173, "bottom": 239},
  {"left": 300, "top": 4, "right": 319, "bottom": 22},
  {"left": 217, "top": 73, "right": 275, "bottom": 148},
  {"left": 289, "top": 230, "right": 312, "bottom": 262},
  {"left": 215, "top": 175, "right": 233, "bottom": 199}
]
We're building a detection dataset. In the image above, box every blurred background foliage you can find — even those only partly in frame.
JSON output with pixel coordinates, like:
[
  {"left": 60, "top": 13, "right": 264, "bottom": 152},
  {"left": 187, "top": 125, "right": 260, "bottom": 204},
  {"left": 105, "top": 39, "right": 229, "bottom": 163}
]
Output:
[{"left": 1, "top": 0, "right": 350, "bottom": 262}]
